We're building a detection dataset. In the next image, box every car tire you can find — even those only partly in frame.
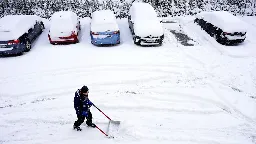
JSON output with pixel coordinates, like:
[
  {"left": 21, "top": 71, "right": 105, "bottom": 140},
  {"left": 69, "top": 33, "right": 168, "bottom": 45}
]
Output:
[
  {"left": 24, "top": 39, "right": 32, "bottom": 52},
  {"left": 133, "top": 37, "right": 140, "bottom": 45},
  {"left": 40, "top": 23, "right": 45, "bottom": 33},
  {"left": 75, "top": 38, "right": 79, "bottom": 44},
  {"left": 159, "top": 40, "right": 163, "bottom": 46},
  {"left": 214, "top": 33, "right": 219, "bottom": 41}
]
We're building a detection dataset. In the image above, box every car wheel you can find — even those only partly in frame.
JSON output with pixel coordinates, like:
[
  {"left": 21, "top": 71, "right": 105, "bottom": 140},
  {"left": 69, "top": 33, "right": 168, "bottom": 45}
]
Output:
[
  {"left": 40, "top": 23, "right": 45, "bottom": 33},
  {"left": 159, "top": 40, "right": 163, "bottom": 46},
  {"left": 214, "top": 33, "right": 219, "bottom": 41},
  {"left": 24, "top": 39, "right": 32, "bottom": 52},
  {"left": 133, "top": 37, "right": 140, "bottom": 45},
  {"left": 75, "top": 38, "right": 79, "bottom": 44}
]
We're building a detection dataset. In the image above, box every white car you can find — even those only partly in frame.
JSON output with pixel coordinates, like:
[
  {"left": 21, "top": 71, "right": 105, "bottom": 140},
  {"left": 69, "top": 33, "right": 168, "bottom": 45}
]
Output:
[
  {"left": 195, "top": 11, "right": 247, "bottom": 45},
  {"left": 48, "top": 11, "right": 80, "bottom": 45},
  {"left": 128, "top": 2, "right": 164, "bottom": 46}
]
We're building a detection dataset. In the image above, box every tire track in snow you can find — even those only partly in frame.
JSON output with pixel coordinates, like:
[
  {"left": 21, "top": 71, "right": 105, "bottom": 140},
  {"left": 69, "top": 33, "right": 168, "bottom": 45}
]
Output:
[
  {"left": 171, "top": 19, "right": 256, "bottom": 127},
  {"left": 135, "top": 90, "right": 232, "bottom": 114},
  {"left": 183, "top": 20, "right": 225, "bottom": 55},
  {"left": 209, "top": 83, "right": 256, "bottom": 127},
  {"left": 0, "top": 64, "right": 188, "bottom": 84}
]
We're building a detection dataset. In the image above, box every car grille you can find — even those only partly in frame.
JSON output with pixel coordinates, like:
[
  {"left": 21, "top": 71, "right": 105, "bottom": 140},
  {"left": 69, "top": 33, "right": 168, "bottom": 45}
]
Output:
[
  {"left": 145, "top": 35, "right": 159, "bottom": 38},
  {"left": 230, "top": 32, "right": 246, "bottom": 36}
]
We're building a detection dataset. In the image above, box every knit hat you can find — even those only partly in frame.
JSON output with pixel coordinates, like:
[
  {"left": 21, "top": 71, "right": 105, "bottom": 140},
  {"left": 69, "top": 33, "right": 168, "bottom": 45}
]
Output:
[{"left": 81, "top": 86, "right": 89, "bottom": 93}]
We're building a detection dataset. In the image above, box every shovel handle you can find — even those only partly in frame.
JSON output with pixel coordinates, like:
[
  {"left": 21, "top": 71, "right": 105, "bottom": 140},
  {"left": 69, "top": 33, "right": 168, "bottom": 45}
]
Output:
[
  {"left": 93, "top": 103, "right": 112, "bottom": 121},
  {"left": 95, "top": 125, "right": 108, "bottom": 137}
]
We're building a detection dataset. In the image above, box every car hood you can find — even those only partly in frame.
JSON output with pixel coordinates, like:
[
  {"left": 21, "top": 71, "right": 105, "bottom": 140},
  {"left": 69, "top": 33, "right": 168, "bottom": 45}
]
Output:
[{"left": 134, "top": 20, "right": 164, "bottom": 37}]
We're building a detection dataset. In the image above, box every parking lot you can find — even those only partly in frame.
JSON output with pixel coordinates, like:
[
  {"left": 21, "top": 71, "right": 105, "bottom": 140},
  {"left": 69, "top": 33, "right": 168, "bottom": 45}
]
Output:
[{"left": 0, "top": 16, "right": 256, "bottom": 144}]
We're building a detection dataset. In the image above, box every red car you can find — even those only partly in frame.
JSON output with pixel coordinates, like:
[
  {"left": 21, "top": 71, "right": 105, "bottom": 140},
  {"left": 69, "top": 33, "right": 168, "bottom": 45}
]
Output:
[{"left": 48, "top": 11, "right": 80, "bottom": 45}]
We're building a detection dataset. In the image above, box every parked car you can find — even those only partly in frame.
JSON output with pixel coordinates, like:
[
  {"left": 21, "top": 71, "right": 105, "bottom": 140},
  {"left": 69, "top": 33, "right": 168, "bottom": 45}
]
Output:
[
  {"left": 90, "top": 10, "right": 120, "bottom": 45},
  {"left": 48, "top": 11, "right": 80, "bottom": 45},
  {"left": 194, "top": 11, "right": 247, "bottom": 45},
  {"left": 0, "top": 15, "right": 44, "bottom": 56},
  {"left": 128, "top": 2, "right": 164, "bottom": 46}
]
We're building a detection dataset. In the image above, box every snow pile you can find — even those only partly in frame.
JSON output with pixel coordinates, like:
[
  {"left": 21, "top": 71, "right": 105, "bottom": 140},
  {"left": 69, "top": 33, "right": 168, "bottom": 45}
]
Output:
[
  {"left": 196, "top": 11, "right": 247, "bottom": 33},
  {"left": 0, "top": 15, "right": 41, "bottom": 41},
  {"left": 91, "top": 10, "right": 119, "bottom": 32},
  {"left": 49, "top": 11, "right": 78, "bottom": 37}
]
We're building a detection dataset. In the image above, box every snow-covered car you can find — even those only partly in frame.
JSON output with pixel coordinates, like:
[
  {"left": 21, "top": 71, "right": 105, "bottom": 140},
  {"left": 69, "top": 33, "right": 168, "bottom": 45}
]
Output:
[
  {"left": 48, "top": 11, "right": 80, "bottom": 45},
  {"left": 0, "top": 15, "right": 44, "bottom": 56},
  {"left": 194, "top": 11, "right": 247, "bottom": 45},
  {"left": 128, "top": 2, "right": 164, "bottom": 46},
  {"left": 90, "top": 10, "right": 120, "bottom": 45}
]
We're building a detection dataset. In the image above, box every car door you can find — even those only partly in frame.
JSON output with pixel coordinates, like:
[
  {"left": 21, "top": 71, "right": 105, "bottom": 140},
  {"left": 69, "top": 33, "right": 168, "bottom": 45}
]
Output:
[
  {"left": 27, "top": 28, "right": 35, "bottom": 42},
  {"left": 34, "top": 21, "right": 42, "bottom": 36},
  {"left": 128, "top": 15, "right": 135, "bottom": 35}
]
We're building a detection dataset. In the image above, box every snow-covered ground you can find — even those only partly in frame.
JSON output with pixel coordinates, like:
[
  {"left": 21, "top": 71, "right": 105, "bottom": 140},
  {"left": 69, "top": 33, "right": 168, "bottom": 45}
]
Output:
[{"left": 0, "top": 16, "right": 256, "bottom": 144}]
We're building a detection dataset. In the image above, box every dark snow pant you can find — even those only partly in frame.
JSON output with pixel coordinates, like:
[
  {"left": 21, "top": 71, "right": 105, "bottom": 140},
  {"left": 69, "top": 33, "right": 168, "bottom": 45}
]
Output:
[{"left": 74, "top": 111, "right": 92, "bottom": 127}]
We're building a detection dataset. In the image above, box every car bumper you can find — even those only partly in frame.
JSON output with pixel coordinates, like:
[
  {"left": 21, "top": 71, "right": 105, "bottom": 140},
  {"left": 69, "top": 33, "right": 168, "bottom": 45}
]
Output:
[
  {"left": 135, "top": 35, "right": 164, "bottom": 45},
  {"left": 48, "top": 35, "right": 78, "bottom": 45},
  {"left": 91, "top": 34, "right": 120, "bottom": 45},
  {"left": 225, "top": 35, "right": 246, "bottom": 40},
  {"left": 0, "top": 45, "right": 25, "bottom": 56},
  {"left": 50, "top": 39, "right": 77, "bottom": 44}
]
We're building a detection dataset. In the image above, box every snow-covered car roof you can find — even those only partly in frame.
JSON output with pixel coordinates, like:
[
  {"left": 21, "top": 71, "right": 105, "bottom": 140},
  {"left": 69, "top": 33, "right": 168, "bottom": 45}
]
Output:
[
  {"left": 129, "top": 2, "right": 163, "bottom": 37},
  {"left": 50, "top": 11, "right": 78, "bottom": 36},
  {"left": 51, "top": 11, "right": 77, "bottom": 21},
  {"left": 91, "top": 10, "right": 116, "bottom": 24},
  {"left": 196, "top": 11, "right": 247, "bottom": 33},
  {"left": 129, "top": 2, "right": 158, "bottom": 21},
  {"left": 90, "top": 10, "right": 119, "bottom": 32},
  {"left": 0, "top": 15, "right": 41, "bottom": 41}
]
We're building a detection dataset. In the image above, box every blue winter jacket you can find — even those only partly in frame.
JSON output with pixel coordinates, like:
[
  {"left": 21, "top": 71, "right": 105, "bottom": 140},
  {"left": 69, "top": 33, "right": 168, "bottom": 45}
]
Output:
[{"left": 74, "top": 89, "right": 93, "bottom": 115}]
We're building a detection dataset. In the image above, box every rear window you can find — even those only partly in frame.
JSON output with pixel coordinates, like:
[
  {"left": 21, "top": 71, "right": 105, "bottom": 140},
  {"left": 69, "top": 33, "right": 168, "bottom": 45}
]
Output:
[{"left": 51, "top": 18, "right": 74, "bottom": 30}]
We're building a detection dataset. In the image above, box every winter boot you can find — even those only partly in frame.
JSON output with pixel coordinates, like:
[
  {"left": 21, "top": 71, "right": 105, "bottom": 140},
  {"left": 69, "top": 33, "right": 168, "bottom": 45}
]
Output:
[
  {"left": 86, "top": 121, "right": 96, "bottom": 128},
  {"left": 73, "top": 125, "right": 82, "bottom": 131}
]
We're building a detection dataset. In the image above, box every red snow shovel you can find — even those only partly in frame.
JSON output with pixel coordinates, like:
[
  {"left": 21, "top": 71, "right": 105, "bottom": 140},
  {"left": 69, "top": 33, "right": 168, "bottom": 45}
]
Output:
[{"left": 93, "top": 103, "right": 120, "bottom": 138}]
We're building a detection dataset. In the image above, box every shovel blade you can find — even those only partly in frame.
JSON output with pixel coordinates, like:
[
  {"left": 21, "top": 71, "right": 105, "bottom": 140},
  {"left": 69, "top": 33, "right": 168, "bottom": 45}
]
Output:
[
  {"left": 110, "top": 120, "right": 120, "bottom": 125},
  {"left": 106, "top": 120, "right": 120, "bottom": 137}
]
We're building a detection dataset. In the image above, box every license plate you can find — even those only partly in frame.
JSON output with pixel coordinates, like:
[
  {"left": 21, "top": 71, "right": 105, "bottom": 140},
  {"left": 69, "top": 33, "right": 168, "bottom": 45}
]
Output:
[
  {"left": 147, "top": 39, "right": 155, "bottom": 42},
  {"left": 0, "top": 48, "right": 13, "bottom": 51},
  {"left": 0, "top": 45, "right": 7, "bottom": 48}
]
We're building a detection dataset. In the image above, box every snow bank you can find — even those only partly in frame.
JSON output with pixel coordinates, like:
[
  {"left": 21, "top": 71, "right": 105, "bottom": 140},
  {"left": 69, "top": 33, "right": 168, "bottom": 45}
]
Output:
[
  {"left": 0, "top": 15, "right": 41, "bottom": 41},
  {"left": 49, "top": 11, "right": 78, "bottom": 37},
  {"left": 196, "top": 11, "right": 247, "bottom": 33},
  {"left": 91, "top": 10, "right": 119, "bottom": 32}
]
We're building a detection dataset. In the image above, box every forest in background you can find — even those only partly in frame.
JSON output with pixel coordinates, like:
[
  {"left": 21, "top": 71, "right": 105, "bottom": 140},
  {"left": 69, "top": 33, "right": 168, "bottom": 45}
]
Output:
[{"left": 0, "top": 0, "right": 256, "bottom": 18}]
